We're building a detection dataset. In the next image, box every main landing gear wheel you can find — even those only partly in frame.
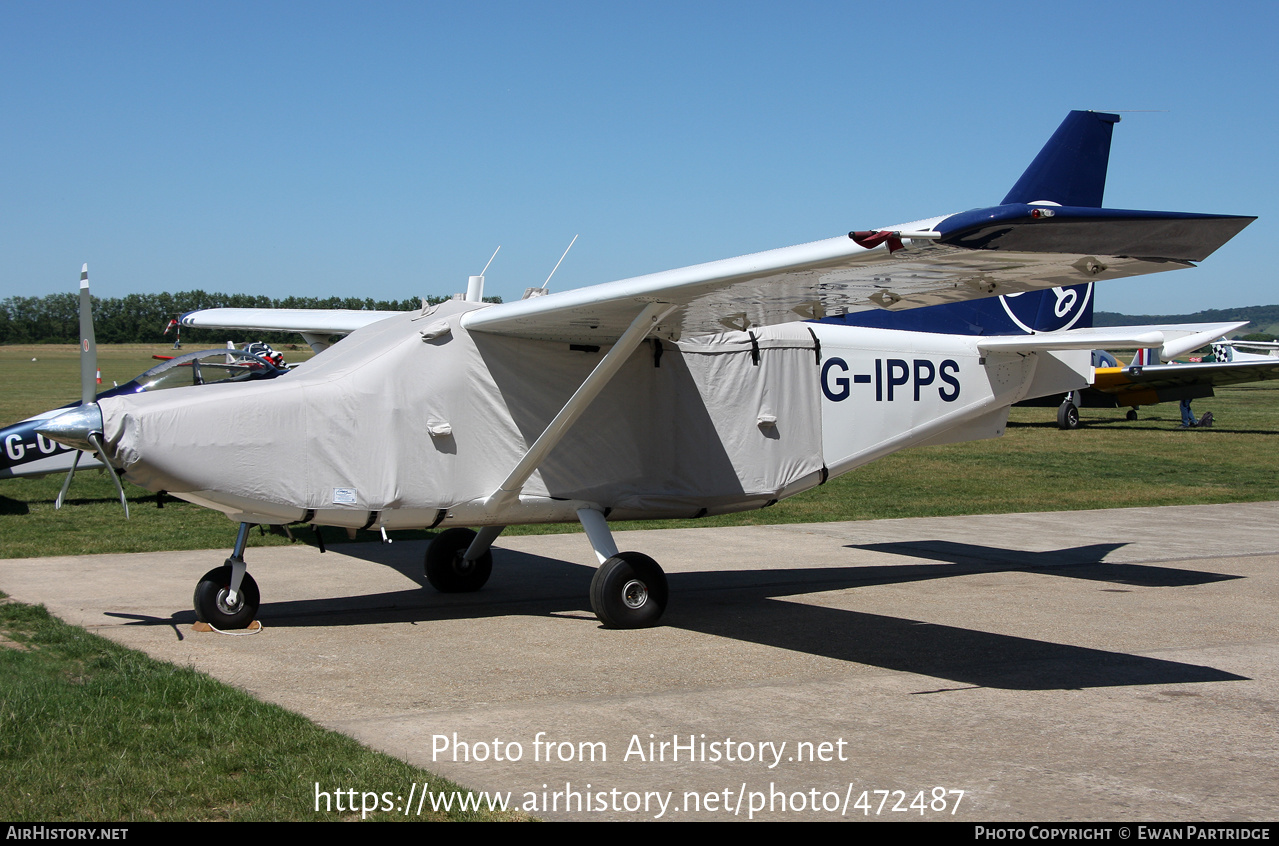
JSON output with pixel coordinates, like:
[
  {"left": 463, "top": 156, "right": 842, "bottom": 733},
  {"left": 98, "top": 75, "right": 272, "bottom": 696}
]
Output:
[
  {"left": 425, "top": 527, "right": 492, "bottom": 593},
  {"left": 590, "top": 552, "right": 668, "bottom": 629},
  {"left": 1126, "top": 409, "right": 1139, "bottom": 421},
  {"left": 1057, "top": 401, "right": 1080, "bottom": 430},
  {"left": 193, "top": 566, "right": 260, "bottom": 629}
]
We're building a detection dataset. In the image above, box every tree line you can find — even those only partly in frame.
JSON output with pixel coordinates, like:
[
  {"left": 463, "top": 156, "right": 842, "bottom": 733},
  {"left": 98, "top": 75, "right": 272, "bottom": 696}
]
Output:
[
  {"left": 8, "top": 291, "right": 1272, "bottom": 346},
  {"left": 1096, "top": 304, "right": 1279, "bottom": 339},
  {"left": 0, "top": 291, "right": 498, "bottom": 346}
]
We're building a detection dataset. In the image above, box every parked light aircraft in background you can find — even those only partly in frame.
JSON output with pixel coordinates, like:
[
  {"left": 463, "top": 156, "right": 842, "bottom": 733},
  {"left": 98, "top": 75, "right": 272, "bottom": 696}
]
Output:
[
  {"left": 1069, "top": 338, "right": 1279, "bottom": 427},
  {"left": 40, "top": 111, "right": 1254, "bottom": 630},
  {"left": 1, "top": 347, "right": 285, "bottom": 480},
  {"left": 1, "top": 269, "right": 290, "bottom": 497}
]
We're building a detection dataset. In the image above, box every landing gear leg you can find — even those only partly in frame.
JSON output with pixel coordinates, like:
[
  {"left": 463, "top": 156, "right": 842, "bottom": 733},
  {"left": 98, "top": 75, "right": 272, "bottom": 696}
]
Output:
[
  {"left": 579, "top": 508, "right": 668, "bottom": 629},
  {"left": 194, "top": 522, "right": 261, "bottom": 629},
  {"left": 577, "top": 507, "right": 618, "bottom": 564},
  {"left": 425, "top": 526, "right": 501, "bottom": 592}
]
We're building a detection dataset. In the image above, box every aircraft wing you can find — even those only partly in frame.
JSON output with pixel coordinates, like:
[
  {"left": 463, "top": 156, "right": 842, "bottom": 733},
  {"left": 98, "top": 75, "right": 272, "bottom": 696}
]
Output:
[
  {"left": 1094, "top": 359, "right": 1279, "bottom": 399},
  {"left": 179, "top": 308, "right": 404, "bottom": 335},
  {"left": 461, "top": 207, "right": 1255, "bottom": 344}
]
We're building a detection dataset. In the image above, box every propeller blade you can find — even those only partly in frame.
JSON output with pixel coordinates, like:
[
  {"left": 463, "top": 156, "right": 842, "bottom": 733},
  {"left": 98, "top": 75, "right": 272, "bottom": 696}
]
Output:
[
  {"left": 87, "top": 432, "right": 129, "bottom": 520},
  {"left": 37, "top": 266, "right": 108, "bottom": 513},
  {"left": 54, "top": 449, "right": 83, "bottom": 510},
  {"left": 78, "top": 264, "right": 97, "bottom": 406}
]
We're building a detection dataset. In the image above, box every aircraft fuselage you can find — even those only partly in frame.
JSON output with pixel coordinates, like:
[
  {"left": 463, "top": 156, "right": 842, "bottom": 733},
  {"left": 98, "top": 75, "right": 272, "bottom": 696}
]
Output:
[{"left": 93, "top": 303, "right": 1089, "bottom": 529}]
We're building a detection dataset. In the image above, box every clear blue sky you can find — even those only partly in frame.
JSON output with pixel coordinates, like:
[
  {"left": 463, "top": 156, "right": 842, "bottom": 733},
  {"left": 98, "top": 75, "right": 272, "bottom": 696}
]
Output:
[{"left": 2, "top": 0, "right": 1275, "bottom": 315}]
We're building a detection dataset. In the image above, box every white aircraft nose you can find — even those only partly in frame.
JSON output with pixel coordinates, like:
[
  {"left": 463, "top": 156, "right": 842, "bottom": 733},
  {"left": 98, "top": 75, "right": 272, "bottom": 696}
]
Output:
[{"left": 36, "top": 403, "right": 104, "bottom": 454}]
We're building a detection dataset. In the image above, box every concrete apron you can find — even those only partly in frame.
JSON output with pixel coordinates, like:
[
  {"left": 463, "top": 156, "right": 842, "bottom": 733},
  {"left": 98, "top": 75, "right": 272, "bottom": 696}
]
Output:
[{"left": 2, "top": 502, "right": 1276, "bottom": 821}]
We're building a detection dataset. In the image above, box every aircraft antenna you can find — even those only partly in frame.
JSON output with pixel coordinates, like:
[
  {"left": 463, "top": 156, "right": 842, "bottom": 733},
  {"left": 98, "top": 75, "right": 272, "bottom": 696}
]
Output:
[
  {"left": 541, "top": 234, "right": 578, "bottom": 290},
  {"left": 464, "top": 246, "right": 503, "bottom": 303}
]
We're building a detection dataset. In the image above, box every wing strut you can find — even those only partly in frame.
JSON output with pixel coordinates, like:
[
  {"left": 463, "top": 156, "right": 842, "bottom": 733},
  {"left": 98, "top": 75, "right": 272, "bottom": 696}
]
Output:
[
  {"left": 299, "top": 333, "right": 331, "bottom": 354},
  {"left": 484, "top": 302, "right": 673, "bottom": 513}
]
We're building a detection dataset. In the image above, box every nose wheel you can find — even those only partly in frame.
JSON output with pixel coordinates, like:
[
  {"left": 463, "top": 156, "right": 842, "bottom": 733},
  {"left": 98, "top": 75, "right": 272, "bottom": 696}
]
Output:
[
  {"left": 193, "top": 522, "right": 259, "bottom": 630},
  {"left": 590, "top": 552, "right": 668, "bottom": 629},
  {"left": 193, "top": 565, "right": 260, "bottom": 629}
]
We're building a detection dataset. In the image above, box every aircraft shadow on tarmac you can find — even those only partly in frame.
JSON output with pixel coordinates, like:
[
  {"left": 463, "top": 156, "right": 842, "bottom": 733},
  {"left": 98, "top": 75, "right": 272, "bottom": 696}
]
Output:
[
  {"left": 106, "top": 538, "right": 1248, "bottom": 692},
  {"left": 848, "top": 540, "right": 1241, "bottom": 588}
]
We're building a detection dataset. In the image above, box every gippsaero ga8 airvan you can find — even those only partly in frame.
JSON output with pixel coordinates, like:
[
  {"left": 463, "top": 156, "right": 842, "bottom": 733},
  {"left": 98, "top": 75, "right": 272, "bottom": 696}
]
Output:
[{"left": 40, "top": 111, "right": 1254, "bottom": 630}]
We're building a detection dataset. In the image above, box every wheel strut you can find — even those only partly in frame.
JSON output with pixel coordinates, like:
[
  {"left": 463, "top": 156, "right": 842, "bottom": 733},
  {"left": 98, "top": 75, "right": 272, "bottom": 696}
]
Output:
[{"left": 225, "top": 522, "right": 251, "bottom": 605}]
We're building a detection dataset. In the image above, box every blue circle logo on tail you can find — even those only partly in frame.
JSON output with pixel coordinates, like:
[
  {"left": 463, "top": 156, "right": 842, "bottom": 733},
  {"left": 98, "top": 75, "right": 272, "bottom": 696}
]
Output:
[{"left": 999, "top": 282, "right": 1093, "bottom": 333}]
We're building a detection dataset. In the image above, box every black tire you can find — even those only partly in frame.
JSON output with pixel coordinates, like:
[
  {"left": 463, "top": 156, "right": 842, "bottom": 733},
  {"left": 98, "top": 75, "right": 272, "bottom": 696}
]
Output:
[
  {"left": 193, "top": 565, "right": 260, "bottom": 629},
  {"left": 1057, "top": 402, "right": 1080, "bottom": 430},
  {"left": 425, "top": 528, "right": 492, "bottom": 593},
  {"left": 590, "top": 552, "right": 668, "bottom": 629},
  {"left": 1126, "top": 409, "right": 1138, "bottom": 421}
]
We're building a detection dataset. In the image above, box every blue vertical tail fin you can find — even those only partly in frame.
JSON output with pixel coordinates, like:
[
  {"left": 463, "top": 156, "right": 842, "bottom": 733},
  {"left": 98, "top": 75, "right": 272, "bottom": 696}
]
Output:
[{"left": 1002, "top": 110, "right": 1120, "bottom": 208}]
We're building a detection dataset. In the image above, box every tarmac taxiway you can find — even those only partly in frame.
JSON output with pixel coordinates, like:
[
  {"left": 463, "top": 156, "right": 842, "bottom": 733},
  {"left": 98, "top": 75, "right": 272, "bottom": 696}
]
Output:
[{"left": 1, "top": 502, "right": 1276, "bottom": 821}]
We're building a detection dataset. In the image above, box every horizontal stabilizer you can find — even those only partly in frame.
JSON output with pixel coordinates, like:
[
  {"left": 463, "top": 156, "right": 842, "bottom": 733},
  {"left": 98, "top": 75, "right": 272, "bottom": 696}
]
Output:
[
  {"left": 978, "top": 328, "right": 1166, "bottom": 354},
  {"left": 977, "top": 322, "right": 1248, "bottom": 357},
  {"left": 1151, "top": 322, "right": 1248, "bottom": 360}
]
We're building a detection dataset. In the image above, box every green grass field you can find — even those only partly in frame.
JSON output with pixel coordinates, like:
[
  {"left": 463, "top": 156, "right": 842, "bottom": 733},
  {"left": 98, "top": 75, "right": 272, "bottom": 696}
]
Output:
[
  {"left": 3, "top": 341, "right": 1277, "bottom": 821},
  {"left": 0, "top": 597, "right": 526, "bottom": 821},
  {"left": 1, "top": 344, "right": 530, "bottom": 822}
]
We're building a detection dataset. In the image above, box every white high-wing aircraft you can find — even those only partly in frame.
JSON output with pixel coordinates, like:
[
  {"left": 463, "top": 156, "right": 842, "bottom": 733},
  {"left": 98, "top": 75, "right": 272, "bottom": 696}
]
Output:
[{"left": 40, "top": 111, "right": 1254, "bottom": 630}]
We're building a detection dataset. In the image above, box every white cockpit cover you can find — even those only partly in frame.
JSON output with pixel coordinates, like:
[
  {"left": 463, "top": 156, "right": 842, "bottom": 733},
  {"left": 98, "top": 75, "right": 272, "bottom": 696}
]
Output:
[{"left": 102, "top": 301, "right": 824, "bottom": 522}]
